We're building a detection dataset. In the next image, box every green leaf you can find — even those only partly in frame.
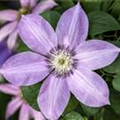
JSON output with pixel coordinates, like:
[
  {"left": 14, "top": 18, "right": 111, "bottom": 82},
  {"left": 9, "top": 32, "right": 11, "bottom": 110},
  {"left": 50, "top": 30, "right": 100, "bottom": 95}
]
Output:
[
  {"left": 17, "top": 39, "right": 29, "bottom": 52},
  {"left": 63, "top": 95, "right": 79, "bottom": 115},
  {"left": 81, "top": 103, "right": 100, "bottom": 116},
  {"left": 0, "top": 93, "right": 11, "bottom": 120},
  {"left": 81, "top": 0, "right": 102, "bottom": 13},
  {"left": 103, "top": 108, "right": 120, "bottom": 120},
  {"left": 21, "top": 83, "right": 41, "bottom": 110},
  {"left": 101, "top": 0, "right": 112, "bottom": 11},
  {"left": 110, "top": 89, "right": 120, "bottom": 114},
  {"left": 42, "top": 10, "right": 61, "bottom": 29},
  {"left": 0, "top": 77, "right": 5, "bottom": 83},
  {"left": 110, "top": 0, "right": 120, "bottom": 18},
  {"left": 88, "top": 11, "right": 120, "bottom": 36},
  {"left": 56, "top": 0, "right": 74, "bottom": 11},
  {"left": 112, "top": 74, "right": 120, "bottom": 92},
  {"left": 64, "top": 112, "right": 84, "bottom": 120}
]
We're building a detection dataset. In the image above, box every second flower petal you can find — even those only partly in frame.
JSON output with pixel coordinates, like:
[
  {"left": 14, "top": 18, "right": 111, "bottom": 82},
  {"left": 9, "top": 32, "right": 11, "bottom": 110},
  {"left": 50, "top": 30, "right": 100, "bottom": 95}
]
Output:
[
  {"left": 38, "top": 75, "right": 70, "bottom": 120},
  {"left": 67, "top": 68, "right": 110, "bottom": 107},
  {"left": 18, "top": 14, "right": 57, "bottom": 55},
  {"left": 0, "top": 52, "right": 48, "bottom": 86},
  {"left": 56, "top": 3, "right": 88, "bottom": 48},
  {"left": 75, "top": 40, "right": 120, "bottom": 70}
]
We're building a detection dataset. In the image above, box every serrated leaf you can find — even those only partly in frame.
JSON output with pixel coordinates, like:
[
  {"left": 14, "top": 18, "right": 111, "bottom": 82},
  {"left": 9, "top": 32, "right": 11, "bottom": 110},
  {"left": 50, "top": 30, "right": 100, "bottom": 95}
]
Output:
[
  {"left": 88, "top": 11, "right": 120, "bottom": 36},
  {"left": 21, "top": 83, "right": 41, "bottom": 111},
  {"left": 64, "top": 112, "right": 84, "bottom": 120},
  {"left": 81, "top": 103, "right": 100, "bottom": 116}
]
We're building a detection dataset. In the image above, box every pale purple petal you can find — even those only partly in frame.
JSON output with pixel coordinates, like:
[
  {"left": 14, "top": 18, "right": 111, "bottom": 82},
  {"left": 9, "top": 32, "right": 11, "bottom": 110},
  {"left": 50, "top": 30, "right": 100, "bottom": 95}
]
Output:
[
  {"left": 32, "top": 0, "right": 57, "bottom": 14},
  {"left": 67, "top": 68, "right": 110, "bottom": 107},
  {"left": 20, "top": 0, "right": 29, "bottom": 8},
  {"left": 7, "top": 29, "right": 18, "bottom": 49},
  {"left": 0, "top": 41, "right": 13, "bottom": 67},
  {"left": 18, "top": 14, "right": 57, "bottom": 55},
  {"left": 74, "top": 40, "right": 120, "bottom": 70},
  {"left": 6, "top": 97, "right": 23, "bottom": 119},
  {"left": 0, "top": 83, "right": 20, "bottom": 95},
  {"left": 56, "top": 3, "right": 88, "bottom": 48},
  {"left": 38, "top": 75, "right": 70, "bottom": 120},
  {"left": 0, "top": 52, "right": 49, "bottom": 86},
  {"left": 19, "top": 104, "right": 29, "bottom": 120},
  {"left": 0, "top": 21, "right": 18, "bottom": 43},
  {"left": 29, "top": 0, "right": 38, "bottom": 8},
  {"left": 30, "top": 108, "right": 46, "bottom": 120},
  {"left": 0, "top": 10, "right": 18, "bottom": 22}
]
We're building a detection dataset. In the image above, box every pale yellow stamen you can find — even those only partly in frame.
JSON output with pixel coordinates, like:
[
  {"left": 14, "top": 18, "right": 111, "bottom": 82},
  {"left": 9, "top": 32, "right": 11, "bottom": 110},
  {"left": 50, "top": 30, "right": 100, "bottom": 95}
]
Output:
[{"left": 51, "top": 50, "right": 73, "bottom": 75}]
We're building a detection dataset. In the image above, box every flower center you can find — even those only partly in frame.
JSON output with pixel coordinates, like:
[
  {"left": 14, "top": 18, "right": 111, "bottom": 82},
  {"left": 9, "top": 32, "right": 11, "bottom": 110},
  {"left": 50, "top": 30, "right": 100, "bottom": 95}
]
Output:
[
  {"left": 19, "top": 8, "right": 29, "bottom": 15},
  {"left": 47, "top": 46, "right": 77, "bottom": 76},
  {"left": 18, "top": 8, "right": 31, "bottom": 20}
]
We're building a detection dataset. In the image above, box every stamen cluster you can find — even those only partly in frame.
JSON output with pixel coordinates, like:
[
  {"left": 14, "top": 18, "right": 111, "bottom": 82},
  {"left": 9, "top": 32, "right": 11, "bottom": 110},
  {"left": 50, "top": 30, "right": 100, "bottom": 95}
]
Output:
[{"left": 46, "top": 46, "right": 77, "bottom": 77}]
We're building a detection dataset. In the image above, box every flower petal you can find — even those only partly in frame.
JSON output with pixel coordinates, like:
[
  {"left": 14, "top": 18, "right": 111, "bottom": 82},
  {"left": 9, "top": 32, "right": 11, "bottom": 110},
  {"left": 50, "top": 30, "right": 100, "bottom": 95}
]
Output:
[
  {"left": 38, "top": 75, "right": 70, "bottom": 120},
  {"left": 5, "top": 97, "right": 23, "bottom": 119},
  {"left": 19, "top": 104, "right": 29, "bottom": 120},
  {"left": 18, "top": 14, "right": 57, "bottom": 55},
  {"left": 56, "top": 3, "right": 88, "bottom": 48},
  {"left": 29, "top": 0, "right": 38, "bottom": 8},
  {"left": 67, "top": 68, "right": 110, "bottom": 107},
  {"left": 30, "top": 108, "right": 46, "bottom": 120},
  {"left": 0, "top": 52, "right": 48, "bottom": 86},
  {"left": 74, "top": 40, "right": 120, "bottom": 70},
  {"left": 0, "top": 22, "right": 18, "bottom": 43},
  {"left": 0, "top": 41, "right": 13, "bottom": 67},
  {"left": 7, "top": 29, "right": 18, "bottom": 49},
  {"left": 20, "top": 0, "right": 29, "bottom": 8},
  {"left": 0, "top": 83, "right": 20, "bottom": 95},
  {"left": 32, "top": 0, "right": 57, "bottom": 14},
  {"left": 0, "top": 10, "right": 18, "bottom": 22}
]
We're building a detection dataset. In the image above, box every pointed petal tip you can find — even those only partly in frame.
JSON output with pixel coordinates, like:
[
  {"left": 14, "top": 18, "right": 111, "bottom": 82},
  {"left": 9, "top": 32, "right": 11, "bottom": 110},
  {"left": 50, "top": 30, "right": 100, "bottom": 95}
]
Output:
[
  {"left": 107, "top": 101, "right": 111, "bottom": 105},
  {"left": 0, "top": 69, "right": 3, "bottom": 74},
  {"left": 118, "top": 48, "right": 120, "bottom": 52},
  {"left": 51, "top": 0, "right": 58, "bottom": 6},
  {"left": 77, "top": 1, "right": 80, "bottom": 5},
  {"left": 101, "top": 98, "right": 110, "bottom": 107}
]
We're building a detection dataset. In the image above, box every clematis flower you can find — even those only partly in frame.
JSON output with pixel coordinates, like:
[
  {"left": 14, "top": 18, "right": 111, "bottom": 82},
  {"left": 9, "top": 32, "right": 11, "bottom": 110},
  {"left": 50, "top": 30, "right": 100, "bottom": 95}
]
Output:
[
  {"left": 0, "top": 3, "right": 120, "bottom": 120},
  {"left": 0, "top": 0, "right": 57, "bottom": 49},
  {"left": 0, "top": 83, "right": 46, "bottom": 120}
]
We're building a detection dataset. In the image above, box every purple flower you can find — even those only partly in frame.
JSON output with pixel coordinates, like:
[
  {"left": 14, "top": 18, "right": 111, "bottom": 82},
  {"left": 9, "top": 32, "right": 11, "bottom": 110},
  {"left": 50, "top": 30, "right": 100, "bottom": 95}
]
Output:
[
  {"left": 0, "top": 41, "right": 13, "bottom": 67},
  {"left": 0, "top": 0, "right": 57, "bottom": 49},
  {"left": 0, "top": 83, "right": 46, "bottom": 120},
  {"left": 0, "top": 3, "right": 120, "bottom": 120}
]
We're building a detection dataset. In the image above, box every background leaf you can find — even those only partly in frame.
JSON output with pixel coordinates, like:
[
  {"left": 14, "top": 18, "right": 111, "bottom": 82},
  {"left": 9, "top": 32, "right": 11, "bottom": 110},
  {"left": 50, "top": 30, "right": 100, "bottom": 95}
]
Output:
[
  {"left": 81, "top": 104, "right": 100, "bottom": 117},
  {"left": 42, "top": 10, "right": 61, "bottom": 29},
  {"left": 81, "top": 0, "right": 102, "bottom": 13},
  {"left": 21, "top": 83, "right": 41, "bottom": 111},
  {"left": 64, "top": 112, "right": 84, "bottom": 120},
  {"left": 88, "top": 11, "right": 120, "bottom": 37}
]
